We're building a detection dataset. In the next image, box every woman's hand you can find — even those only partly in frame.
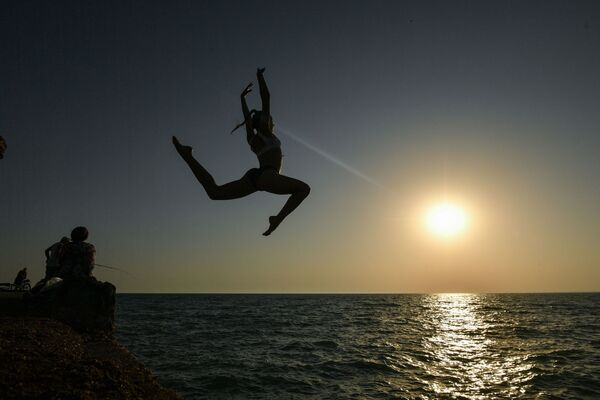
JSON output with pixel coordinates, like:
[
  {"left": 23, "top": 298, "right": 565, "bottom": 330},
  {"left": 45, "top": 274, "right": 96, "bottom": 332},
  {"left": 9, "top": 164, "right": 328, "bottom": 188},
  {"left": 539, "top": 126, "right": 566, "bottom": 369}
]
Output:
[{"left": 241, "top": 83, "right": 253, "bottom": 97}]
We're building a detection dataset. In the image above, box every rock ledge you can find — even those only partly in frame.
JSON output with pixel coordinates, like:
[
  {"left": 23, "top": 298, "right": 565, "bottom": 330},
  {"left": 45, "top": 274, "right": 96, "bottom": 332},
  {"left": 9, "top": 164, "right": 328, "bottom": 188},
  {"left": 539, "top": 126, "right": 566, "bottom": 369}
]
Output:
[{"left": 0, "top": 317, "right": 181, "bottom": 400}]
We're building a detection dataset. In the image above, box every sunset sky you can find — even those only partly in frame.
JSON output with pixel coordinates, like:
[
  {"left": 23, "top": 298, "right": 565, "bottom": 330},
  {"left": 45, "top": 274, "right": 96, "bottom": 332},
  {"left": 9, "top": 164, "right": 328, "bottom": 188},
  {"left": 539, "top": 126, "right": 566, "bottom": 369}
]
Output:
[{"left": 1, "top": 0, "right": 599, "bottom": 293}]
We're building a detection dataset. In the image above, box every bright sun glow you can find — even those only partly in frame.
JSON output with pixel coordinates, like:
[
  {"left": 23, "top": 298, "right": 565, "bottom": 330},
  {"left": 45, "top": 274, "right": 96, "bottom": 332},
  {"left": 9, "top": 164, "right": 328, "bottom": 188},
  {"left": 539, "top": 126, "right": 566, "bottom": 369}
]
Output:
[{"left": 425, "top": 203, "right": 468, "bottom": 238}]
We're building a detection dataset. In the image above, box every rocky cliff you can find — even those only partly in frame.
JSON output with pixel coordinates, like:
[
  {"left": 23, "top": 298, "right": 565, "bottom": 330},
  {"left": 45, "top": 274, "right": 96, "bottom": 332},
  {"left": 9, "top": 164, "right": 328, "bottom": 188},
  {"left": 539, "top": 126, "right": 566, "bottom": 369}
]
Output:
[{"left": 0, "top": 278, "right": 181, "bottom": 400}]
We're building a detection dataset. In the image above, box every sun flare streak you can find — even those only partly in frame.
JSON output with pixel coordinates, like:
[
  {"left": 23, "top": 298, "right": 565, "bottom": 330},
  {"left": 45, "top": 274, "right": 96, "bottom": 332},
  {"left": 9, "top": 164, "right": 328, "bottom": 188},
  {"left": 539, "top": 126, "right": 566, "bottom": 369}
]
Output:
[{"left": 279, "top": 127, "right": 389, "bottom": 192}]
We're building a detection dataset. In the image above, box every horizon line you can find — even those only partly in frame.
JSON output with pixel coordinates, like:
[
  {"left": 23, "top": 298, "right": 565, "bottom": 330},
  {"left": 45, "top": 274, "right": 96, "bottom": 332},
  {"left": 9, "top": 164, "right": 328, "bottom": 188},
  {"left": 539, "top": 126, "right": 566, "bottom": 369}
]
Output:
[{"left": 115, "top": 291, "right": 600, "bottom": 295}]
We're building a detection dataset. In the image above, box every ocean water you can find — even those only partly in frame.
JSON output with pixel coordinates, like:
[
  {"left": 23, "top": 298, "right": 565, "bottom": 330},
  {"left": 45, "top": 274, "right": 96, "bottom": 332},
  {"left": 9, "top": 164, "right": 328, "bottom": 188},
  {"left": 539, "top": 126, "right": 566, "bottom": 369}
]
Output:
[{"left": 115, "top": 293, "right": 600, "bottom": 399}]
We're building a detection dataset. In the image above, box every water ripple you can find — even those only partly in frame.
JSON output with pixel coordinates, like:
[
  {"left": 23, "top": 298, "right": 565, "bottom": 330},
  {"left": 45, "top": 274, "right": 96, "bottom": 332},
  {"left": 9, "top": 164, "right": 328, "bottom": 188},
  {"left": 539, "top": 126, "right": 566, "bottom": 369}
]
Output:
[{"left": 116, "top": 293, "right": 600, "bottom": 399}]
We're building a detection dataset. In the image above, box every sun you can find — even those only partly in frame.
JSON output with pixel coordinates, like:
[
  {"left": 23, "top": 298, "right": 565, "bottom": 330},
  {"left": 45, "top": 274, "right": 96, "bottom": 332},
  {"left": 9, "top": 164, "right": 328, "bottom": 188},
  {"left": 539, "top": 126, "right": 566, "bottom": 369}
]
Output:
[{"left": 425, "top": 203, "right": 468, "bottom": 237}]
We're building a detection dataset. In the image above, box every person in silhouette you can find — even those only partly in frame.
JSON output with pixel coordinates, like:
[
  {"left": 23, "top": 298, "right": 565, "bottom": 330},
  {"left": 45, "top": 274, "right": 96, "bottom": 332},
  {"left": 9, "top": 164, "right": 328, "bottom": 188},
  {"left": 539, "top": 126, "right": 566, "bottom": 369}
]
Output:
[
  {"left": 13, "top": 268, "right": 27, "bottom": 287},
  {"left": 45, "top": 236, "right": 70, "bottom": 279},
  {"left": 173, "top": 68, "right": 310, "bottom": 235},
  {"left": 0, "top": 136, "right": 6, "bottom": 159},
  {"left": 59, "top": 226, "right": 96, "bottom": 278}
]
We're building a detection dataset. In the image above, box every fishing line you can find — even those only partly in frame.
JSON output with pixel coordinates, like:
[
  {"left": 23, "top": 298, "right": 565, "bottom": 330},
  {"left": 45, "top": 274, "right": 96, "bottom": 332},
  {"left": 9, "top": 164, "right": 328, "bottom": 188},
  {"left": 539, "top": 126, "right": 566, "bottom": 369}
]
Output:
[{"left": 94, "top": 263, "right": 136, "bottom": 278}]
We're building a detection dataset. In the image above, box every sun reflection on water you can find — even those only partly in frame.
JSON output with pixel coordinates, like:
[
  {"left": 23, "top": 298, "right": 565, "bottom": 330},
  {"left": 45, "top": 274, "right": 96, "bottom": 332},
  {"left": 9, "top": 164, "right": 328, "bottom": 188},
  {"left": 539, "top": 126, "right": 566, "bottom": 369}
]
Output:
[{"left": 421, "top": 294, "right": 535, "bottom": 399}]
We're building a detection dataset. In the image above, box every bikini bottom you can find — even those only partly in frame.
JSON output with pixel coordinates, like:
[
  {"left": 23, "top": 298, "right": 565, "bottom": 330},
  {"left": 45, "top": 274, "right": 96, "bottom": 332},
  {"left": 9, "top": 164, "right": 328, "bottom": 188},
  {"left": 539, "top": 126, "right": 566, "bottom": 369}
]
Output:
[{"left": 243, "top": 166, "right": 279, "bottom": 190}]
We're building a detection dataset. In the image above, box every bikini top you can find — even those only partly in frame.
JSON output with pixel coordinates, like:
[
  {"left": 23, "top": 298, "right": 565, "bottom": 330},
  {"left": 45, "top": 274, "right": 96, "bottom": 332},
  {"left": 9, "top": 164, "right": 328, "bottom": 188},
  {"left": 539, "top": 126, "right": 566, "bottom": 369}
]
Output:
[{"left": 251, "top": 132, "right": 281, "bottom": 157}]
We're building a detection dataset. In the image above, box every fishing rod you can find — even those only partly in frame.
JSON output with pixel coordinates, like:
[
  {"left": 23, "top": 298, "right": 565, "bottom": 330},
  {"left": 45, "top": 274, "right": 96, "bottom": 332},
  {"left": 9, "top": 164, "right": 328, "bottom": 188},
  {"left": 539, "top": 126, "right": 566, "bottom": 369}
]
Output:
[{"left": 94, "top": 263, "right": 136, "bottom": 278}]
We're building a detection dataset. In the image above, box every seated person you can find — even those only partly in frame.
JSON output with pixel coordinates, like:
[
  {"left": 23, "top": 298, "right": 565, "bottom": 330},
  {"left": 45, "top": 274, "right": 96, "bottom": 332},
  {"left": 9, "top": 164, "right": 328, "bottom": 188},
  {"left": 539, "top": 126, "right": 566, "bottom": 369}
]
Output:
[
  {"left": 13, "top": 267, "right": 27, "bottom": 287},
  {"left": 59, "top": 226, "right": 96, "bottom": 278},
  {"left": 45, "top": 237, "right": 70, "bottom": 279}
]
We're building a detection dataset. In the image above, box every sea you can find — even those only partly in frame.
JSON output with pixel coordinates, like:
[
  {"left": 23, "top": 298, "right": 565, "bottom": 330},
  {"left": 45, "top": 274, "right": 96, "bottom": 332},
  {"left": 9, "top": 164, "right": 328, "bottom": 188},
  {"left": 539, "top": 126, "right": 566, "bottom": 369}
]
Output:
[{"left": 115, "top": 293, "right": 600, "bottom": 399}]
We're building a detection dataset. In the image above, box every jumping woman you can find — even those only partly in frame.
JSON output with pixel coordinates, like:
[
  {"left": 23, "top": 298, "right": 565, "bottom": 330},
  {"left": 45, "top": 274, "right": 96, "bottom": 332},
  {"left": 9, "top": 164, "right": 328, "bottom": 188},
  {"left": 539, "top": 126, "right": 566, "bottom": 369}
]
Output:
[{"left": 172, "top": 68, "right": 310, "bottom": 236}]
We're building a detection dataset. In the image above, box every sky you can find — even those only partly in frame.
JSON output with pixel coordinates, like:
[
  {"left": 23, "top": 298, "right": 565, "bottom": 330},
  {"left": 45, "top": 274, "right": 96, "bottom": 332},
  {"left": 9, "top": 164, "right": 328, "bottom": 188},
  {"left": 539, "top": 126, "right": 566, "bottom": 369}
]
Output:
[{"left": 1, "top": 0, "right": 599, "bottom": 293}]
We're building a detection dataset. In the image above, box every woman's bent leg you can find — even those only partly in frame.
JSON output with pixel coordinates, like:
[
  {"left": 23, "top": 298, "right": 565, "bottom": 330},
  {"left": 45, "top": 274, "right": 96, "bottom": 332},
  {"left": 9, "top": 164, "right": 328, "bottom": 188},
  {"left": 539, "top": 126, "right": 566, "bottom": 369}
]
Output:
[
  {"left": 256, "top": 170, "right": 310, "bottom": 235},
  {"left": 209, "top": 178, "right": 256, "bottom": 200}
]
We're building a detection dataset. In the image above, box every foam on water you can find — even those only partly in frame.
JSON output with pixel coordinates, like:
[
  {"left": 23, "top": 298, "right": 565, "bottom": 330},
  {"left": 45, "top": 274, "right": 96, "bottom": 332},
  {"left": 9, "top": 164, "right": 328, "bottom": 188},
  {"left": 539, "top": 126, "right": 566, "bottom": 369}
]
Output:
[{"left": 116, "top": 293, "right": 600, "bottom": 399}]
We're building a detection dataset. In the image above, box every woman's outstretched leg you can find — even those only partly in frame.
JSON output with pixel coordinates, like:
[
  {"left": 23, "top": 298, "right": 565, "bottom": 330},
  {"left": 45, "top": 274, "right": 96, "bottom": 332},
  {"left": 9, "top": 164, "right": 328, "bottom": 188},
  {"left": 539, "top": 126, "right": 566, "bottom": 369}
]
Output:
[
  {"left": 173, "top": 136, "right": 217, "bottom": 192},
  {"left": 173, "top": 136, "right": 256, "bottom": 200},
  {"left": 256, "top": 170, "right": 310, "bottom": 236}
]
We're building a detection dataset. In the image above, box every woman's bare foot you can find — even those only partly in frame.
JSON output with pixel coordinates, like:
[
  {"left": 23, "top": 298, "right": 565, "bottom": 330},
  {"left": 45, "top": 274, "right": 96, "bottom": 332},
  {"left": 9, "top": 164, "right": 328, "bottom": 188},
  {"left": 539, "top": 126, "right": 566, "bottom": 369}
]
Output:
[
  {"left": 263, "top": 215, "right": 283, "bottom": 236},
  {"left": 172, "top": 136, "right": 193, "bottom": 159}
]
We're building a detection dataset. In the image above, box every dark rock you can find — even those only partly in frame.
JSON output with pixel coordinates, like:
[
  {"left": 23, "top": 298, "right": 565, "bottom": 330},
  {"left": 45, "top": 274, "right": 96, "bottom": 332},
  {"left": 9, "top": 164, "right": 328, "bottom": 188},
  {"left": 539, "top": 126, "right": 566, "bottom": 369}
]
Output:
[
  {"left": 28, "top": 277, "right": 116, "bottom": 333},
  {"left": 0, "top": 292, "right": 27, "bottom": 315},
  {"left": 0, "top": 317, "right": 182, "bottom": 400}
]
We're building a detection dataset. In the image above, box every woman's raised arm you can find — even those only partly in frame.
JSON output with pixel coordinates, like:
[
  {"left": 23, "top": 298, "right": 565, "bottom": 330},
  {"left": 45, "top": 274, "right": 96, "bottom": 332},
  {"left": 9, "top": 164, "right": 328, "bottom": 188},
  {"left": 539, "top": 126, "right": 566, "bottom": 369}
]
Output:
[
  {"left": 240, "top": 83, "right": 254, "bottom": 143},
  {"left": 256, "top": 68, "right": 270, "bottom": 115}
]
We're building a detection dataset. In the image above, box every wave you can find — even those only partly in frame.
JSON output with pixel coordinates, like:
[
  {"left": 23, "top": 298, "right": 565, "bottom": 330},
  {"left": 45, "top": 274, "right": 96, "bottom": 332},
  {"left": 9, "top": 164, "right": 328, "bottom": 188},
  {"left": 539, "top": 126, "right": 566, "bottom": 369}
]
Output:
[{"left": 116, "top": 293, "right": 600, "bottom": 399}]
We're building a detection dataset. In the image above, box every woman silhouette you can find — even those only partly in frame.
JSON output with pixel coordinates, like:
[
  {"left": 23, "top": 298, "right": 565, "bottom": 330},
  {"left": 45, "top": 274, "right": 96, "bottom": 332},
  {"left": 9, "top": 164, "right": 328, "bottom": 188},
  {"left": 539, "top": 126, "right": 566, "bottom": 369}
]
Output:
[{"left": 173, "top": 68, "right": 310, "bottom": 236}]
